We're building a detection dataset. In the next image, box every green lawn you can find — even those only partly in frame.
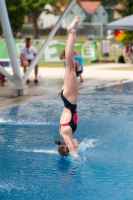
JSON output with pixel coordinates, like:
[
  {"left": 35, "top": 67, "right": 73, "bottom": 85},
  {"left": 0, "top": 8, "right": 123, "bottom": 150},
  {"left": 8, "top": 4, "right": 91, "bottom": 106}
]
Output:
[
  {"left": 106, "top": 66, "right": 133, "bottom": 70},
  {"left": 38, "top": 61, "right": 100, "bottom": 68}
]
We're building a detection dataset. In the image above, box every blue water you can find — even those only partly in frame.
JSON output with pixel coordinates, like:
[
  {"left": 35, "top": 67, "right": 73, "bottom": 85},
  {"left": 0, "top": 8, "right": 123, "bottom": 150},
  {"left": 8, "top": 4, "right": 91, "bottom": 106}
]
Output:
[{"left": 1, "top": 82, "right": 133, "bottom": 200}]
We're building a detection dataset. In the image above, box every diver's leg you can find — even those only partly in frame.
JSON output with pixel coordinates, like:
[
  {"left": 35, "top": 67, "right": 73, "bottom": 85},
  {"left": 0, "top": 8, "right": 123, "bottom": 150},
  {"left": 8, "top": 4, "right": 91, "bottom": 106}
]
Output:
[{"left": 63, "top": 16, "right": 80, "bottom": 104}]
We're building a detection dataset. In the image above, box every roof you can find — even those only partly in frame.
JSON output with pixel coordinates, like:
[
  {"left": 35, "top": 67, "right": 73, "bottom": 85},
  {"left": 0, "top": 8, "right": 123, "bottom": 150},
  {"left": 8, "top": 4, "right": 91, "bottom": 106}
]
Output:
[
  {"left": 47, "top": 1, "right": 101, "bottom": 15},
  {"left": 79, "top": 1, "right": 101, "bottom": 14},
  {"left": 106, "top": 14, "right": 133, "bottom": 30},
  {"left": 112, "top": 3, "right": 123, "bottom": 10}
]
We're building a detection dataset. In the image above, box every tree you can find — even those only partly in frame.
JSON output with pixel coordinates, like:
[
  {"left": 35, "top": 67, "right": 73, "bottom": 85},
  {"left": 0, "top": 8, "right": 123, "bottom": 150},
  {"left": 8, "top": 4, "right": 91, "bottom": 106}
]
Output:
[
  {"left": 21, "top": 0, "right": 69, "bottom": 39},
  {"left": 117, "top": 0, "right": 133, "bottom": 42},
  {"left": 2, "top": 0, "right": 69, "bottom": 38},
  {"left": 3, "top": 0, "right": 26, "bottom": 37}
]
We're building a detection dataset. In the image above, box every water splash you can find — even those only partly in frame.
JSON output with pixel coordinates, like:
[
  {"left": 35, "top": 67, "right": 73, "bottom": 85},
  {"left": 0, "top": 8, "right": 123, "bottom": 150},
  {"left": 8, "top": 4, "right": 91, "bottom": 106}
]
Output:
[
  {"left": 65, "top": 138, "right": 98, "bottom": 164},
  {"left": 78, "top": 138, "right": 98, "bottom": 151}
]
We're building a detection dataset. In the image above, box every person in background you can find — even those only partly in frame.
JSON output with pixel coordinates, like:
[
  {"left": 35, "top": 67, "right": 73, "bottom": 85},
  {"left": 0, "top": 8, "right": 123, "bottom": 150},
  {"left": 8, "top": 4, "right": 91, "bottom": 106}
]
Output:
[
  {"left": 60, "top": 48, "right": 84, "bottom": 82},
  {"left": 0, "top": 62, "right": 5, "bottom": 86},
  {"left": 129, "top": 38, "right": 133, "bottom": 63},
  {"left": 86, "top": 34, "right": 99, "bottom": 62},
  {"left": 16, "top": 32, "right": 23, "bottom": 39},
  {"left": 20, "top": 37, "right": 39, "bottom": 83}
]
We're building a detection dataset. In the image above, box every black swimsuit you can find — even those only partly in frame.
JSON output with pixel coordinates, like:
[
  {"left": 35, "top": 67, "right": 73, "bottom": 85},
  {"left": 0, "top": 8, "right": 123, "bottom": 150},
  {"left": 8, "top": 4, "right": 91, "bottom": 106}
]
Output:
[
  {"left": 26, "top": 60, "right": 32, "bottom": 64},
  {"left": 60, "top": 90, "right": 78, "bottom": 133}
]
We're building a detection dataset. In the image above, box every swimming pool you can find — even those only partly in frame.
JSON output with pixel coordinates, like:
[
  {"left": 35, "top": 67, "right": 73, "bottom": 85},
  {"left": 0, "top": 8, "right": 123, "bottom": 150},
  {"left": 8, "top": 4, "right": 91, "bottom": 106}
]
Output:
[{"left": 1, "top": 82, "right": 133, "bottom": 200}]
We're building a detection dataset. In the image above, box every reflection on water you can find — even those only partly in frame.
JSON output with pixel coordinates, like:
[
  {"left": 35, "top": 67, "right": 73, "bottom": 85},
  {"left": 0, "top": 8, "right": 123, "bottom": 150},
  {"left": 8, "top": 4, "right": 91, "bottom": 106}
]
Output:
[{"left": 1, "top": 81, "right": 133, "bottom": 199}]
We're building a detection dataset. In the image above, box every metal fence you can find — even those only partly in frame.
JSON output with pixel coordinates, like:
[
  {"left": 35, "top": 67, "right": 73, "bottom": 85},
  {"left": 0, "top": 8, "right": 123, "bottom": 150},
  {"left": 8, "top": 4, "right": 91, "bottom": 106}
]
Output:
[{"left": 22, "top": 22, "right": 105, "bottom": 38}]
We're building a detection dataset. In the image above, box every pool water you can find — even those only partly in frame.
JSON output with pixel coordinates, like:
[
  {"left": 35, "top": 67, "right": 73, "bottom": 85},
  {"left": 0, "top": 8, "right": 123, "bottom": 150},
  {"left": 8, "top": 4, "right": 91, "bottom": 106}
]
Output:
[{"left": 1, "top": 82, "right": 133, "bottom": 200}]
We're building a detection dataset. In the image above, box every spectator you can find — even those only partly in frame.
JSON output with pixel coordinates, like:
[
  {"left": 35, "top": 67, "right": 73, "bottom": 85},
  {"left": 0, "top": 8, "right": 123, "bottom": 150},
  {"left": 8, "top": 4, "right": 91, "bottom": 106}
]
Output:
[
  {"left": 16, "top": 32, "right": 23, "bottom": 39},
  {"left": 129, "top": 38, "right": 133, "bottom": 63},
  {"left": 60, "top": 48, "right": 84, "bottom": 82},
  {"left": 20, "top": 37, "right": 39, "bottom": 83},
  {"left": 123, "top": 45, "right": 130, "bottom": 63},
  {"left": 0, "top": 62, "right": 5, "bottom": 86},
  {"left": 86, "top": 35, "right": 99, "bottom": 62}
]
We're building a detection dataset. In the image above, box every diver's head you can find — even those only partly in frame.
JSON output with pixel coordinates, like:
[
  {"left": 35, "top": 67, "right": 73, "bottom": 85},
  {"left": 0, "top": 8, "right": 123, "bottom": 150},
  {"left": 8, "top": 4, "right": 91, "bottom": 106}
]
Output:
[
  {"left": 57, "top": 145, "right": 69, "bottom": 156},
  {"left": 54, "top": 139, "right": 69, "bottom": 156}
]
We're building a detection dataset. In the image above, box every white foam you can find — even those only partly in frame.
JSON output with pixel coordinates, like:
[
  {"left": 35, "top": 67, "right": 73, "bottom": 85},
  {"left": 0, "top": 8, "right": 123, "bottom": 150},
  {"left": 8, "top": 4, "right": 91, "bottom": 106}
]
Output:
[
  {"left": 0, "top": 117, "right": 55, "bottom": 126},
  {"left": 16, "top": 148, "right": 58, "bottom": 154},
  {"left": 8, "top": 120, "right": 55, "bottom": 126},
  {"left": 15, "top": 121, "right": 51, "bottom": 125},
  {"left": 0, "top": 182, "right": 24, "bottom": 191},
  {"left": 0, "top": 135, "right": 6, "bottom": 143},
  {"left": 0, "top": 118, "right": 13, "bottom": 124},
  {"left": 33, "top": 149, "right": 58, "bottom": 154}
]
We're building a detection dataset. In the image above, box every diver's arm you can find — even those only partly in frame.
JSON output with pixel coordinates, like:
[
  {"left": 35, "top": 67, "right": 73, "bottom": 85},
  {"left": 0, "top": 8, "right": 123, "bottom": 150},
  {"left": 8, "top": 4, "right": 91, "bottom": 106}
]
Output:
[
  {"left": 74, "top": 49, "right": 79, "bottom": 56},
  {"left": 60, "top": 49, "right": 65, "bottom": 59},
  {"left": 58, "top": 84, "right": 65, "bottom": 96}
]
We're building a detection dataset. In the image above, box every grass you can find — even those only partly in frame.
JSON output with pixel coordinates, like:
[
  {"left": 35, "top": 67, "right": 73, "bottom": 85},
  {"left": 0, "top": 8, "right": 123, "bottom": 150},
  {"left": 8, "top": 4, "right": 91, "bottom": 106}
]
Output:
[
  {"left": 23, "top": 35, "right": 89, "bottom": 43},
  {"left": 106, "top": 66, "right": 133, "bottom": 71},
  {"left": 38, "top": 61, "right": 100, "bottom": 68},
  {"left": 39, "top": 62, "right": 64, "bottom": 68}
]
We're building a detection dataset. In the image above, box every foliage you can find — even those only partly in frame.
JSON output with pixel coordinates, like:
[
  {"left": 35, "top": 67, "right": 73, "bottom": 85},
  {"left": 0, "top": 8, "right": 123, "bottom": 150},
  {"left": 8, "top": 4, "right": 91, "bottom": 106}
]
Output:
[
  {"left": 83, "top": 16, "right": 91, "bottom": 23},
  {"left": 3, "top": 0, "right": 26, "bottom": 36},
  {"left": 1, "top": 0, "right": 69, "bottom": 38},
  {"left": 117, "top": 0, "right": 133, "bottom": 43},
  {"left": 21, "top": 0, "right": 70, "bottom": 39}
]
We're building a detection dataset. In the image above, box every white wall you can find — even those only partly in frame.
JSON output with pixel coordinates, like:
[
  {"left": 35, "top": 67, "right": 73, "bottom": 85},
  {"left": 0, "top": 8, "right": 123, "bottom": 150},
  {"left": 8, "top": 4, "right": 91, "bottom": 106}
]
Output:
[
  {"left": 37, "top": 3, "right": 86, "bottom": 29},
  {"left": 92, "top": 5, "right": 108, "bottom": 24},
  {"left": 37, "top": 4, "right": 60, "bottom": 29}
]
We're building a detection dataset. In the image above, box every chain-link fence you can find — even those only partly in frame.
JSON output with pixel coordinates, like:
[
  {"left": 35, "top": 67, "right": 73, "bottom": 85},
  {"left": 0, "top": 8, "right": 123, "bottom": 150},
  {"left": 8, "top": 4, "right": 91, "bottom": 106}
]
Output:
[{"left": 22, "top": 22, "right": 105, "bottom": 38}]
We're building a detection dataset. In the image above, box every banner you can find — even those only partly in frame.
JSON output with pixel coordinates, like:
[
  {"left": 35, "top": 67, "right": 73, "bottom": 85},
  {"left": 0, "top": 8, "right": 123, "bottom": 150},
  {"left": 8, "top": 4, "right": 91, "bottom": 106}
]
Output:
[{"left": 0, "top": 39, "right": 98, "bottom": 62}]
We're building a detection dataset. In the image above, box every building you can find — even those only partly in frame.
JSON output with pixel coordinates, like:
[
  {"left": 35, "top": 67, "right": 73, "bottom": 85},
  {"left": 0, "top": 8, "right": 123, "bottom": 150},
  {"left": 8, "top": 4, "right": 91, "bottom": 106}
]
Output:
[
  {"left": 37, "top": 1, "right": 108, "bottom": 29},
  {"left": 78, "top": 1, "right": 108, "bottom": 24},
  {"left": 112, "top": 3, "right": 123, "bottom": 20}
]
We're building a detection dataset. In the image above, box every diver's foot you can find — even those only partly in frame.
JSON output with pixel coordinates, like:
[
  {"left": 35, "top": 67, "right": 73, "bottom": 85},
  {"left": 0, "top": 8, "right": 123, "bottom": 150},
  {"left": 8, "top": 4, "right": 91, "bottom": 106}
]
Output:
[{"left": 67, "top": 16, "right": 80, "bottom": 33}]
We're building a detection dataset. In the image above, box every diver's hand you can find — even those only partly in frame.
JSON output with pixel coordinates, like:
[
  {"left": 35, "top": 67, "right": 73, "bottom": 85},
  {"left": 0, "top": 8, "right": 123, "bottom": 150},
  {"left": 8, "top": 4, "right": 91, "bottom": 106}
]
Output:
[
  {"left": 58, "top": 91, "right": 61, "bottom": 96},
  {"left": 70, "top": 151, "right": 82, "bottom": 163}
]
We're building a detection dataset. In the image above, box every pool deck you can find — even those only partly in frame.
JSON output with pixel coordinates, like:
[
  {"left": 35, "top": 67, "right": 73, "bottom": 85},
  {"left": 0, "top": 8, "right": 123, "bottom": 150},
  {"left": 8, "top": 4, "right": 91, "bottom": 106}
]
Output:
[{"left": 0, "top": 63, "right": 133, "bottom": 109}]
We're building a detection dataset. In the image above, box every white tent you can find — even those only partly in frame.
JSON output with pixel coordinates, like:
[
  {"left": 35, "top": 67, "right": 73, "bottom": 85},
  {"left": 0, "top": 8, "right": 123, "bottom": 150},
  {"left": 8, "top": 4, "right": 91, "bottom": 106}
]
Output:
[{"left": 106, "top": 15, "right": 133, "bottom": 30}]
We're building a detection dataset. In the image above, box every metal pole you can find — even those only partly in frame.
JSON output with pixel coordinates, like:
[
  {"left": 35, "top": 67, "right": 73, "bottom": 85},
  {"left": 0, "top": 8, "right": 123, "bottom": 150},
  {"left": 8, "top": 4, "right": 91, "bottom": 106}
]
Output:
[
  {"left": 23, "top": 0, "right": 75, "bottom": 83},
  {"left": 0, "top": 0, "right": 23, "bottom": 86},
  {"left": 100, "top": 23, "right": 103, "bottom": 38}
]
